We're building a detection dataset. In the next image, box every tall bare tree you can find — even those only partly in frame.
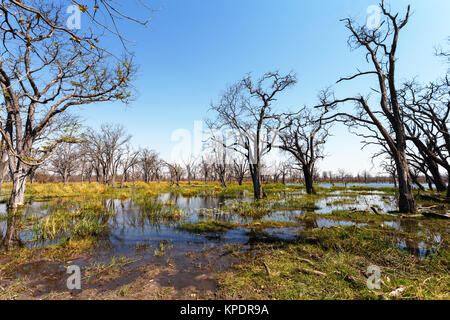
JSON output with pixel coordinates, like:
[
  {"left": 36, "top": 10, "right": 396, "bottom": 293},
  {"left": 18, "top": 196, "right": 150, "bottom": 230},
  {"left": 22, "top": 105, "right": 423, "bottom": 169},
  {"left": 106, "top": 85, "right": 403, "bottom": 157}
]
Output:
[
  {"left": 232, "top": 154, "right": 248, "bottom": 186},
  {"left": 278, "top": 107, "right": 331, "bottom": 194},
  {"left": 401, "top": 77, "right": 450, "bottom": 197},
  {"left": 166, "top": 162, "right": 183, "bottom": 187},
  {"left": 318, "top": 1, "right": 417, "bottom": 213},
  {"left": 199, "top": 157, "right": 212, "bottom": 184},
  {"left": 0, "top": 2, "right": 138, "bottom": 209},
  {"left": 49, "top": 144, "right": 79, "bottom": 185},
  {"left": 208, "top": 71, "right": 296, "bottom": 199},
  {"left": 119, "top": 145, "right": 140, "bottom": 187},
  {"left": 140, "top": 148, "right": 159, "bottom": 183},
  {"left": 84, "top": 124, "right": 131, "bottom": 186},
  {"left": 183, "top": 156, "right": 197, "bottom": 185}
]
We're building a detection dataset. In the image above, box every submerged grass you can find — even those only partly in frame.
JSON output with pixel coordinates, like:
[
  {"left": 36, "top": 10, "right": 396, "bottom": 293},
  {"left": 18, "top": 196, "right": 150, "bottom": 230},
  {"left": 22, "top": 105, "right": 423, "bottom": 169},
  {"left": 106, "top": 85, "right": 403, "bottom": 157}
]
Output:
[
  {"left": 29, "top": 207, "right": 113, "bottom": 241},
  {"left": 178, "top": 219, "right": 298, "bottom": 234},
  {"left": 217, "top": 225, "right": 449, "bottom": 300}
]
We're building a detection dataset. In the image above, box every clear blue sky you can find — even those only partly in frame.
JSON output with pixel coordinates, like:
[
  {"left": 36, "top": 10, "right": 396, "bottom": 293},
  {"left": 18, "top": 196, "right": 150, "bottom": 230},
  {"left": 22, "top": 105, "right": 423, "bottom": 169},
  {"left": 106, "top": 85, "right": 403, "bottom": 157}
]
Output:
[{"left": 75, "top": 0, "right": 450, "bottom": 175}]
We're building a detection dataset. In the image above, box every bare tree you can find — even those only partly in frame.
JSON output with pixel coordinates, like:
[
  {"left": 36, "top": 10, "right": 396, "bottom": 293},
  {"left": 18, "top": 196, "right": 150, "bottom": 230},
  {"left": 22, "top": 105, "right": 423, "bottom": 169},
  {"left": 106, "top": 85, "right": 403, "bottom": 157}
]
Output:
[
  {"left": 318, "top": 1, "right": 417, "bottom": 213},
  {"left": 85, "top": 124, "right": 131, "bottom": 186},
  {"left": 379, "top": 155, "right": 397, "bottom": 188},
  {"left": 199, "top": 157, "right": 212, "bottom": 184},
  {"left": 207, "top": 132, "right": 229, "bottom": 187},
  {"left": 232, "top": 155, "right": 248, "bottom": 185},
  {"left": 208, "top": 71, "right": 296, "bottom": 199},
  {"left": 0, "top": 2, "right": 138, "bottom": 209},
  {"left": 166, "top": 162, "right": 183, "bottom": 187},
  {"left": 183, "top": 156, "right": 197, "bottom": 185},
  {"left": 401, "top": 77, "right": 450, "bottom": 197},
  {"left": 278, "top": 107, "right": 331, "bottom": 194},
  {"left": 338, "top": 169, "right": 347, "bottom": 184},
  {"left": 49, "top": 144, "right": 79, "bottom": 185},
  {"left": 140, "top": 148, "right": 159, "bottom": 183}
]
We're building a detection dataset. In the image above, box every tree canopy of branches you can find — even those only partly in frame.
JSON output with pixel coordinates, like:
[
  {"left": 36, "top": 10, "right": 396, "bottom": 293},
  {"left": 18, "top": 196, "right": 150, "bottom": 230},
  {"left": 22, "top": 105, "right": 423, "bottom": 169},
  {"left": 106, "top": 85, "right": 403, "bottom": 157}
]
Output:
[
  {"left": 49, "top": 143, "right": 79, "bottom": 185},
  {"left": 318, "top": 1, "right": 417, "bottom": 213},
  {"left": 208, "top": 71, "right": 296, "bottom": 199},
  {"left": 401, "top": 77, "right": 450, "bottom": 197},
  {"left": 278, "top": 107, "right": 331, "bottom": 194},
  {"left": 84, "top": 124, "right": 131, "bottom": 186},
  {"left": 0, "top": 1, "right": 143, "bottom": 209},
  {"left": 140, "top": 148, "right": 160, "bottom": 183}
]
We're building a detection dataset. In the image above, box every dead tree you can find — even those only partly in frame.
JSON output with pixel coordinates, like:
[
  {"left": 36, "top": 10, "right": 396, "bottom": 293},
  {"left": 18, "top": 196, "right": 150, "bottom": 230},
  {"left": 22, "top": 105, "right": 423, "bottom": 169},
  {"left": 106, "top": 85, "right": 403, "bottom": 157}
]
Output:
[
  {"left": 200, "top": 157, "right": 212, "bottom": 184},
  {"left": 85, "top": 124, "right": 131, "bottom": 186},
  {"left": 232, "top": 155, "right": 248, "bottom": 185},
  {"left": 400, "top": 78, "right": 450, "bottom": 197},
  {"left": 318, "top": 1, "right": 416, "bottom": 213},
  {"left": 166, "top": 162, "right": 183, "bottom": 187},
  {"left": 119, "top": 145, "right": 140, "bottom": 187},
  {"left": 208, "top": 71, "right": 296, "bottom": 199},
  {"left": 207, "top": 131, "right": 229, "bottom": 187},
  {"left": 0, "top": 2, "right": 138, "bottom": 209},
  {"left": 278, "top": 107, "right": 331, "bottom": 194},
  {"left": 49, "top": 144, "right": 79, "bottom": 185},
  {"left": 183, "top": 156, "right": 197, "bottom": 185},
  {"left": 379, "top": 155, "right": 397, "bottom": 188},
  {"left": 140, "top": 148, "right": 159, "bottom": 183}
]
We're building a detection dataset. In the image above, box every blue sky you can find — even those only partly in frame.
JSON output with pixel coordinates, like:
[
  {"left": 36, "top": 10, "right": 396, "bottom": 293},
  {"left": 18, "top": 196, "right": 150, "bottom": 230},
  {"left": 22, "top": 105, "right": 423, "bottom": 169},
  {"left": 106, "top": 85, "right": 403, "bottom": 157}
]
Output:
[{"left": 75, "top": 0, "right": 450, "bottom": 174}]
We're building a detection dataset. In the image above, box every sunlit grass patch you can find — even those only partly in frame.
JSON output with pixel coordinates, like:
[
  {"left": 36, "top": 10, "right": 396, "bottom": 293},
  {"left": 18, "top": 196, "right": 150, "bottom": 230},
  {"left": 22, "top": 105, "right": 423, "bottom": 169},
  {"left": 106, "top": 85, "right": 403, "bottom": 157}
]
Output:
[
  {"left": 178, "top": 219, "right": 236, "bottom": 233},
  {"left": 29, "top": 205, "right": 113, "bottom": 241},
  {"left": 224, "top": 200, "right": 272, "bottom": 219},
  {"left": 272, "top": 195, "right": 322, "bottom": 211},
  {"left": 217, "top": 225, "right": 449, "bottom": 300},
  {"left": 134, "top": 197, "right": 184, "bottom": 222}
]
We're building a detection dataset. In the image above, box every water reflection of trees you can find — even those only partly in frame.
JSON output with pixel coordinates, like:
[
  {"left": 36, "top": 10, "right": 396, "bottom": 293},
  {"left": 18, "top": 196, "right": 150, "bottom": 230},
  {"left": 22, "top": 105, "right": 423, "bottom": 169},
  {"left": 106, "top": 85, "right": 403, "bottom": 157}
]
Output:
[{"left": 1, "top": 215, "right": 23, "bottom": 250}]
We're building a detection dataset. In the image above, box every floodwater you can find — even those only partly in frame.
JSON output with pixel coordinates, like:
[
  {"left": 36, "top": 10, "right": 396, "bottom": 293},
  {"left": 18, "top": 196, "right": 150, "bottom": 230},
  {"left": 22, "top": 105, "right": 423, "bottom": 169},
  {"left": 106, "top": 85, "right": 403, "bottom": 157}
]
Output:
[
  {"left": 308, "top": 182, "right": 436, "bottom": 189},
  {"left": 0, "top": 189, "right": 448, "bottom": 298}
]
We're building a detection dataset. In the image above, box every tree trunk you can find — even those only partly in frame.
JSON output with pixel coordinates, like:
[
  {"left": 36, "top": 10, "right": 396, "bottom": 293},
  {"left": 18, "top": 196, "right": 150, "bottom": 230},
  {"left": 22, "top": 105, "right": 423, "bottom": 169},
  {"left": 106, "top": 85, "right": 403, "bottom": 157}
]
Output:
[
  {"left": 303, "top": 166, "right": 316, "bottom": 194},
  {"left": 0, "top": 161, "right": 7, "bottom": 194},
  {"left": 219, "top": 176, "right": 227, "bottom": 188},
  {"left": 62, "top": 170, "right": 69, "bottom": 186},
  {"left": 426, "top": 158, "right": 446, "bottom": 192},
  {"left": 249, "top": 163, "right": 263, "bottom": 199},
  {"left": 447, "top": 171, "right": 450, "bottom": 198},
  {"left": 396, "top": 155, "right": 416, "bottom": 213},
  {"left": 9, "top": 169, "right": 28, "bottom": 210},
  {"left": 120, "top": 173, "right": 125, "bottom": 188}
]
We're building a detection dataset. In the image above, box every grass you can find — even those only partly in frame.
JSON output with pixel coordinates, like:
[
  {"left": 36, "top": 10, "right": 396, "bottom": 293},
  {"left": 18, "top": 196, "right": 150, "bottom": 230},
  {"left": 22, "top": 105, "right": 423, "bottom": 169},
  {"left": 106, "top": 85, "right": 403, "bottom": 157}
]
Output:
[
  {"left": 217, "top": 225, "right": 449, "bottom": 300},
  {"left": 134, "top": 197, "right": 185, "bottom": 222},
  {"left": 272, "top": 195, "right": 323, "bottom": 211},
  {"left": 295, "top": 209, "right": 399, "bottom": 224},
  {"left": 1, "top": 181, "right": 448, "bottom": 300},
  {"left": 224, "top": 200, "right": 272, "bottom": 219},
  {"left": 28, "top": 206, "right": 113, "bottom": 241},
  {"left": 178, "top": 219, "right": 236, "bottom": 233}
]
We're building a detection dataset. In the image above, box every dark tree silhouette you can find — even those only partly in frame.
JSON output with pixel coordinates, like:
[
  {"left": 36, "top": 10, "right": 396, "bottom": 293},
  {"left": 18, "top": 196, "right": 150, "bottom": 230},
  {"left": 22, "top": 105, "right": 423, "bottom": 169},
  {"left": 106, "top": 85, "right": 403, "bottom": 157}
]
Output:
[{"left": 318, "top": 1, "right": 417, "bottom": 213}]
